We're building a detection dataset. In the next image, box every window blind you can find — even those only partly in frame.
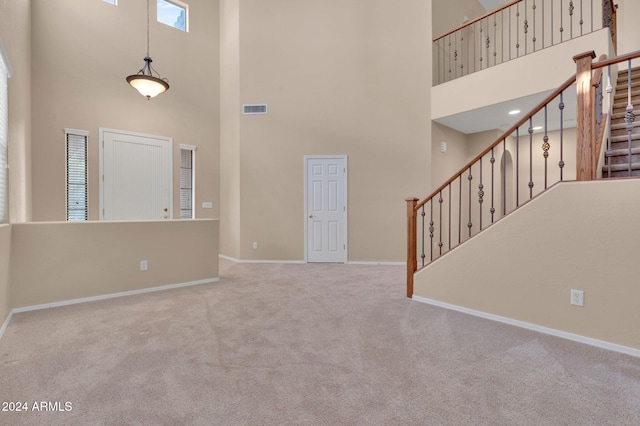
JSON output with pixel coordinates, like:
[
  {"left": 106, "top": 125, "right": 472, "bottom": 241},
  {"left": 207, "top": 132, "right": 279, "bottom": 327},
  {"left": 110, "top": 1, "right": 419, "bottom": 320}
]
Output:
[
  {"left": 0, "top": 59, "right": 8, "bottom": 224},
  {"left": 66, "top": 131, "right": 88, "bottom": 221},
  {"left": 180, "top": 148, "right": 193, "bottom": 219}
]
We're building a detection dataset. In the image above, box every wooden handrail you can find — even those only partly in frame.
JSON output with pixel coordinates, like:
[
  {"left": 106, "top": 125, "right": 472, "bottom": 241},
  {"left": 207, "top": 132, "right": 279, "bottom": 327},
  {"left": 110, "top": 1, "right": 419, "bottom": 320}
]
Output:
[
  {"left": 435, "top": 0, "right": 618, "bottom": 44},
  {"left": 416, "top": 73, "right": 577, "bottom": 211},
  {"left": 433, "top": 0, "right": 520, "bottom": 42},
  {"left": 591, "top": 49, "right": 640, "bottom": 71},
  {"left": 418, "top": 49, "right": 640, "bottom": 211},
  {"left": 592, "top": 54, "right": 608, "bottom": 89}
]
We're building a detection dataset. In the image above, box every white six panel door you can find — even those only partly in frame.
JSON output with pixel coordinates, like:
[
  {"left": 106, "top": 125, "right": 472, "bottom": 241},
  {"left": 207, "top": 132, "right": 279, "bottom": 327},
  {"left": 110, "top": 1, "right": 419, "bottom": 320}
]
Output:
[{"left": 306, "top": 156, "right": 346, "bottom": 263}]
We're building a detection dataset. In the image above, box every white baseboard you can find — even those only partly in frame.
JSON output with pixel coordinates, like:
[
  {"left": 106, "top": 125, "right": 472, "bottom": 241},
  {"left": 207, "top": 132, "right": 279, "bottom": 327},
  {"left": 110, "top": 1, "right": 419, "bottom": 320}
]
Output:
[
  {"left": 220, "top": 254, "right": 403, "bottom": 266},
  {"left": 0, "top": 310, "right": 13, "bottom": 341},
  {"left": 219, "top": 254, "right": 305, "bottom": 264},
  {"left": 412, "top": 295, "right": 640, "bottom": 359},
  {"left": 11, "top": 278, "right": 219, "bottom": 314}
]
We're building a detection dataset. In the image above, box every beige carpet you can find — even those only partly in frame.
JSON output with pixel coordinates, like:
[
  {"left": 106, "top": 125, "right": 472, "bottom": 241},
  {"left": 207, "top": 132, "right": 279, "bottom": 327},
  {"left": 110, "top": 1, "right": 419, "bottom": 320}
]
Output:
[{"left": 0, "top": 260, "right": 639, "bottom": 425}]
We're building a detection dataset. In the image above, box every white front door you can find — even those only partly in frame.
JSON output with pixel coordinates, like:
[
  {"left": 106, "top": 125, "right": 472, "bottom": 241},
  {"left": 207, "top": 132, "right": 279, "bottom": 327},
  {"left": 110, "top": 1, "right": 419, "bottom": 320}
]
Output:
[
  {"left": 305, "top": 156, "right": 347, "bottom": 263},
  {"left": 100, "top": 128, "right": 173, "bottom": 220}
]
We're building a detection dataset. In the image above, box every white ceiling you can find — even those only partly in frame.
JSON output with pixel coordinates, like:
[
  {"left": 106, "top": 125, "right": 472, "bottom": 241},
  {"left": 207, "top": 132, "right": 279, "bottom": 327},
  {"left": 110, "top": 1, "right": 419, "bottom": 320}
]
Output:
[{"left": 434, "top": 85, "right": 577, "bottom": 136}]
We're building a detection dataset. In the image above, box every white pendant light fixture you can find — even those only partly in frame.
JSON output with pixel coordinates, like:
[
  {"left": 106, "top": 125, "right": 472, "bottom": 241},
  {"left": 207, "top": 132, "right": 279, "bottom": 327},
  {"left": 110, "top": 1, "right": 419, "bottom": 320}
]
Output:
[{"left": 127, "top": 0, "right": 170, "bottom": 99}]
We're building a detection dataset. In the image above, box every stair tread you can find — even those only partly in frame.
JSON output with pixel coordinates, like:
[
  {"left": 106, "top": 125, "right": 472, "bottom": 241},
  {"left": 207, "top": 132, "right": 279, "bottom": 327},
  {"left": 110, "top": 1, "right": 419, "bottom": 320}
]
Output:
[
  {"left": 610, "top": 134, "right": 640, "bottom": 143},
  {"left": 610, "top": 122, "right": 640, "bottom": 130},
  {"left": 605, "top": 147, "right": 640, "bottom": 156},
  {"left": 602, "top": 163, "right": 640, "bottom": 172}
]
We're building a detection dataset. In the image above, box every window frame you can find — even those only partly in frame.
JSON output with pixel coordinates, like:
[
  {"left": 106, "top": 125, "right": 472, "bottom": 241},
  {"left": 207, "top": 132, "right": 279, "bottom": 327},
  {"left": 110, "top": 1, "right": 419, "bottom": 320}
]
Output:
[
  {"left": 65, "top": 129, "right": 89, "bottom": 221},
  {"left": 103, "top": 0, "right": 117, "bottom": 5},
  {"left": 179, "top": 144, "right": 196, "bottom": 219},
  {"left": 0, "top": 40, "right": 11, "bottom": 224},
  {"left": 157, "top": 0, "right": 189, "bottom": 32}
]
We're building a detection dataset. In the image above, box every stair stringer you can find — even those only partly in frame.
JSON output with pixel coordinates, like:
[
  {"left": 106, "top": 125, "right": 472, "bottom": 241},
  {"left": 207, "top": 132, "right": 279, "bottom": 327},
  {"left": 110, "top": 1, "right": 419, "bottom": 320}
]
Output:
[{"left": 412, "top": 179, "right": 640, "bottom": 352}]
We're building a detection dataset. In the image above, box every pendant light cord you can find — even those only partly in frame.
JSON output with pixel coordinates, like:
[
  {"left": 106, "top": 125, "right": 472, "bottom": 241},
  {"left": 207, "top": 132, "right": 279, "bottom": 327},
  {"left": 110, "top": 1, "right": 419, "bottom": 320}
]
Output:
[{"left": 146, "top": 0, "right": 150, "bottom": 57}]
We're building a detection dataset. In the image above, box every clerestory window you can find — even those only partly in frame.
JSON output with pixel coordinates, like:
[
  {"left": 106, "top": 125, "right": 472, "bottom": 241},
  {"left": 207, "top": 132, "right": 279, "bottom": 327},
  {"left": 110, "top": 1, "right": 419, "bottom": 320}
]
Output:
[{"left": 157, "top": 0, "right": 188, "bottom": 32}]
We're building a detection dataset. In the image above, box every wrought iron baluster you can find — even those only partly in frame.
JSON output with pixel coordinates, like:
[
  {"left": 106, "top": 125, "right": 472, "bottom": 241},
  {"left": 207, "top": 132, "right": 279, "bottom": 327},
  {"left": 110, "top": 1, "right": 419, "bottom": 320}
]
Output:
[
  {"left": 524, "top": 0, "right": 528, "bottom": 54},
  {"left": 559, "top": 92, "right": 565, "bottom": 180},
  {"left": 515, "top": 131, "right": 520, "bottom": 206},
  {"left": 486, "top": 18, "right": 491, "bottom": 68},
  {"left": 458, "top": 177, "right": 462, "bottom": 244},
  {"left": 541, "top": 0, "right": 544, "bottom": 48},
  {"left": 429, "top": 202, "right": 434, "bottom": 261},
  {"left": 626, "top": 59, "right": 636, "bottom": 176},
  {"left": 490, "top": 148, "right": 496, "bottom": 223},
  {"left": 473, "top": 23, "right": 477, "bottom": 73},
  {"left": 569, "top": 0, "right": 574, "bottom": 39},
  {"left": 478, "top": 158, "right": 484, "bottom": 230},
  {"left": 560, "top": 0, "right": 564, "bottom": 42},
  {"left": 438, "top": 191, "right": 444, "bottom": 255},
  {"left": 579, "top": 0, "right": 584, "bottom": 36},
  {"left": 606, "top": 65, "right": 613, "bottom": 177},
  {"left": 448, "top": 35, "right": 452, "bottom": 81},
  {"left": 501, "top": 9, "right": 505, "bottom": 63},
  {"left": 551, "top": 0, "right": 554, "bottom": 46},
  {"left": 448, "top": 184, "right": 452, "bottom": 250},
  {"left": 493, "top": 14, "right": 497, "bottom": 66},
  {"left": 468, "top": 168, "right": 473, "bottom": 237},
  {"left": 543, "top": 105, "right": 550, "bottom": 189},
  {"left": 502, "top": 139, "right": 507, "bottom": 216},
  {"left": 479, "top": 20, "right": 484, "bottom": 69},
  {"left": 516, "top": 4, "right": 520, "bottom": 57},
  {"left": 529, "top": 118, "right": 534, "bottom": 199},
  {"left": 509, "top": 5, "right": 512, "bottom": 60},
  {"left": 533, "top": 0, "right": 537, "bottom": 51},
  {"left": 454, "top": 32, "right": 458, "bottom": 79},
  {"left": 460, "top": 33, "right": 465, "bottom": 75},
  {"left": 421, "top": 206, "right": 426, "bottom": 266}
]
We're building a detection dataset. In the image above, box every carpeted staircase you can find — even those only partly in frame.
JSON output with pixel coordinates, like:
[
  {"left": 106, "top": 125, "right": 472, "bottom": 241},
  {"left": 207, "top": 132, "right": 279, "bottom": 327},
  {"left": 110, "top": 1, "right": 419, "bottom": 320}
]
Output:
[{"left": 604, "top": 66, "right": 640, "bottom": 177}]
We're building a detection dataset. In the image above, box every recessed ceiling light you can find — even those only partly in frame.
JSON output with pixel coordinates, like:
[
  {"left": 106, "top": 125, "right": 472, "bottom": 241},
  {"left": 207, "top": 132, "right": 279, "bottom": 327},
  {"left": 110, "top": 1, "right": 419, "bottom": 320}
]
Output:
[
  {"left": 532, "top": 126, "right": 543, "bottom": 130},
  {"left": 509, "top": 110, "right": 521, "bottom": 115}
]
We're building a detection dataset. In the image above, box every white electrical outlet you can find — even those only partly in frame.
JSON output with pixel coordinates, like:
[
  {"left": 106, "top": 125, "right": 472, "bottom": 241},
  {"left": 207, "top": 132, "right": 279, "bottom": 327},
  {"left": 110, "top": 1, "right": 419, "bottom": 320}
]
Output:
[
  {"left": 570, "top": 289, "right": 584, "bottom": 307},
  {"left": 140, "top": 260, "right": 148, "bottom": 271},
  {"left": 252, "top": 242, "right": 258, "bottom": 249}
]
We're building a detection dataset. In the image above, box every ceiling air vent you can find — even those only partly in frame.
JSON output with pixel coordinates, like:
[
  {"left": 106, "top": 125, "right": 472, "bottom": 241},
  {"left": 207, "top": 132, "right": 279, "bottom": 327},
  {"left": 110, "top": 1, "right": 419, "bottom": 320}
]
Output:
[{"left": 243, "top": 104, "right": 268, "bottom": 115}]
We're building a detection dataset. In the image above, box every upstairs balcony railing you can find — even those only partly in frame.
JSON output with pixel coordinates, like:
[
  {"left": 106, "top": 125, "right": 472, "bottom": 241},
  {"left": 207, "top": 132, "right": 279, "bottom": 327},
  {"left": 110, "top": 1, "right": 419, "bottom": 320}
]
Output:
[
  {"left": 434, "top": 0, "right": 618, "bottom": 85},
  {"left": 407, "top": 49, "right": 640, "bottom": 297}
]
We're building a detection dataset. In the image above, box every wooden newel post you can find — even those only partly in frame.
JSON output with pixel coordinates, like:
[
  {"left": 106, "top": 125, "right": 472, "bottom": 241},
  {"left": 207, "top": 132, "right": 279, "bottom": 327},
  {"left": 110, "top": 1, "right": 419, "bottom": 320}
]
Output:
[
  {"left": 406, "top": 197, "right": 419, "bottom": 298},
  {"left": 574, "top": 51, "right": 597, "bottom": 181}
]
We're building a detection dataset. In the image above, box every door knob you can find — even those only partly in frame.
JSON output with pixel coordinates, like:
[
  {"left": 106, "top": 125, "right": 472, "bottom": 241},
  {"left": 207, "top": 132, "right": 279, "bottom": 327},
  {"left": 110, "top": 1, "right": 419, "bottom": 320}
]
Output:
[
  {"left": 309, "top": 214, "right": 314, "bottom": 219},
  {"left": 163, "top": 215, "right": 168, "bottom": 219},
  {"left": 164, "top": 208, "right": 168, "bottom": 212}
]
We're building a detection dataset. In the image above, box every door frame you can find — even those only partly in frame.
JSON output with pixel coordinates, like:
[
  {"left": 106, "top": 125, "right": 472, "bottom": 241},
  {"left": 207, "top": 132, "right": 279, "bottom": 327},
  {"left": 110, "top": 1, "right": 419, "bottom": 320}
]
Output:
[
  {"left": 303, "top": 155, "right": 348, "bottom": 263},
  {"left": 99, "top": 127, "right": 173, "bottom": 220}
]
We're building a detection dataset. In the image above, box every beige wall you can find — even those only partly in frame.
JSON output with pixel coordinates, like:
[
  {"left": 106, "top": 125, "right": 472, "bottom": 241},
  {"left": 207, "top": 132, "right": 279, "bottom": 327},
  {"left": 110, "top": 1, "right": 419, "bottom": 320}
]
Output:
[
  {"left": 219, "top": 0, "right": 241, "bottom": 259},
  {"left": 431, "top": 123, "right": 469, "bottom": 189},
  {"left": 0, "top": 225, "right": 9, "bottom": 328},
  {"left": 0, "top": 0, "right": 32, "bottom": 223},
  {"left": 10, "top": 220, "right": 219, "bottom": 308},
  {"left": 413, "top": 179, "right": 640, "bottom": 350},
  {"left": 432, "top": 0, "right": 486, "bottom": 39},
  {"left": 30, "top": 0, "right": 219, "bottom": 222},
  {"left": 219, "top": 0, "right": 432, "bottom": 262},
  {"left": 616, "top": 0, "right": 640, "bottom": 56}
]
